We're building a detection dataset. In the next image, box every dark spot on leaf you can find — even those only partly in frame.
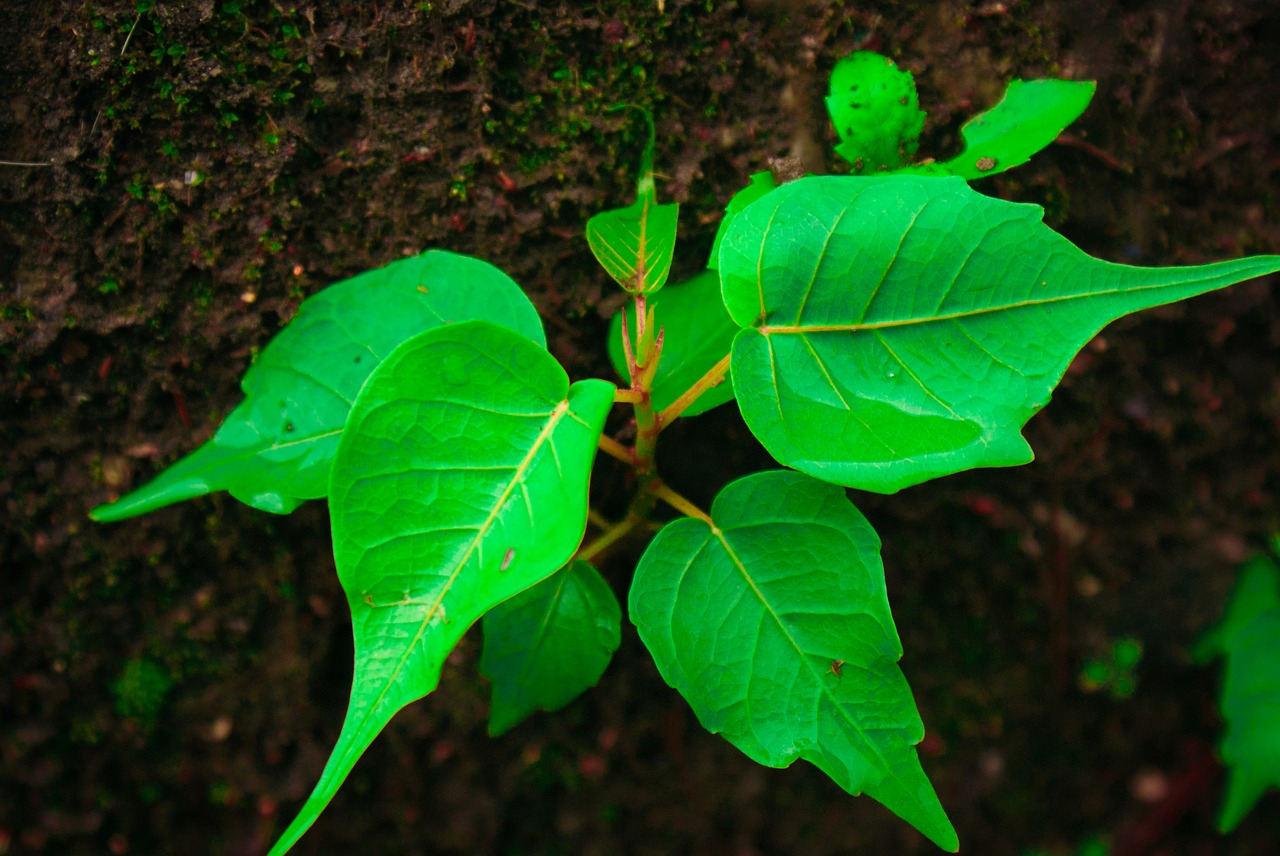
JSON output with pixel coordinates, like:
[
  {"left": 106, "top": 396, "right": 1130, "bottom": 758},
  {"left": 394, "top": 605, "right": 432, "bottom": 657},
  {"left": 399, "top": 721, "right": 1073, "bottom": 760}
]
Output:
[
  {"left": 354, "top": 356, "right": 362, "bottom": 363},
  {"left": 976, "top": 156, "right": 998, "bottom": 171},
  {"left": 285, "top": 423, "right": 295, "bottom": 432},
  {"left": 500, "top": 548, "right": 515, "bottom": 571}
]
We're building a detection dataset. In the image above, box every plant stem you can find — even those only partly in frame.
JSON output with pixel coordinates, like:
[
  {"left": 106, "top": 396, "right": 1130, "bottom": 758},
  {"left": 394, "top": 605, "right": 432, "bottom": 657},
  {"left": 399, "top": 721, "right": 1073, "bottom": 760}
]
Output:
[
  {"left": 657, "top": 351, "right": 731, "bottom": 426},
  {"left": 647, "top": 480, "right": 712, "bottom": 524},
  {"left": 597, "top": 434, "right": 633, "bottom": 464},
  {"left": 614, "top": 388, "right": 644, "bottom": 405},
  {"left": 576, "top": 513, "right": 642, "bottom": 564}
]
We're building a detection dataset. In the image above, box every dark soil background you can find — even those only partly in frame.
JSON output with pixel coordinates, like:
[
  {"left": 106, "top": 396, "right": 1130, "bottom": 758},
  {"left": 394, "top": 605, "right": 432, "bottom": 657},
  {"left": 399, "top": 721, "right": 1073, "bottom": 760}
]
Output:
[{"left": 4, "top": 1, "right": 1280, "bottom": 854}]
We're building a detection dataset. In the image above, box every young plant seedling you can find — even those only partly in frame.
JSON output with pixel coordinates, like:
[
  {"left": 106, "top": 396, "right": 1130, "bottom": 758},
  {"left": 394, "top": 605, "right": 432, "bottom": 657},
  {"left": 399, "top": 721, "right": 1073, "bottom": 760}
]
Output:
[{"left": 90, "top": 53, "right": 1279, "bottom": 853}]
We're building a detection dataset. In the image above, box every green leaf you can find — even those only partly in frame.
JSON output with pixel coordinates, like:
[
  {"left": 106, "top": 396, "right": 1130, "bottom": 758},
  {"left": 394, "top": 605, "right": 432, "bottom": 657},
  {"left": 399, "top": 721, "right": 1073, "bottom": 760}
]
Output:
[
  {"left": 901, "top": 79, "right": 1096, "bottom": 179},
  {"left": 586, "top": 189, "right": 679, "bottom": 294},
  {"left": 586, "top": 106, "right": 679, "bottom": 294},
  {"left": 630, "top": 469, "right": 957, "bottom": 851},
  {"left": 1199, "top": 556, "right": 1280, "bottom": 832},
  {"left": 719, "top": 175, "right": 1280, "bottom": 493},
  {"left": 480, "top": 559, "right": 621, "bottom": 736},
  {"left": 826, "top": 51, "right": 925, "bottom": 173},
  {"left": 1195, "top": 555, "right": 1280, "bottom": 662},
  {"left": 607, "top": 270, "right": 737, "bottom": 416},
  {"left": 90, "top": 251, "right": 545, "bottom": 521},
  {"left": 708, "top": 171, "right": 777, "bottom": 270},
  {"left": 267, "top": 321, "right": 614, "bottom": 855}
]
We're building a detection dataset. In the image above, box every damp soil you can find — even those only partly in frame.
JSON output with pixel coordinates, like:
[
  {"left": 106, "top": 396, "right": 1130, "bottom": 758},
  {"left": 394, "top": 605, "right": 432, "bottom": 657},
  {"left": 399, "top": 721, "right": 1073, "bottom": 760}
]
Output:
[{"left": 3, "top": 2, "right": 1280, "bottom": 855}]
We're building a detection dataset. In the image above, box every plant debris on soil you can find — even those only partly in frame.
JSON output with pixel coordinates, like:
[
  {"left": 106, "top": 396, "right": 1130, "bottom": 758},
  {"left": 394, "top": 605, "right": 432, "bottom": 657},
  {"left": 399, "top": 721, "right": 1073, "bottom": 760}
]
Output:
[{"left": 3, "top": 1, "right": 1279, "bottom": 854}]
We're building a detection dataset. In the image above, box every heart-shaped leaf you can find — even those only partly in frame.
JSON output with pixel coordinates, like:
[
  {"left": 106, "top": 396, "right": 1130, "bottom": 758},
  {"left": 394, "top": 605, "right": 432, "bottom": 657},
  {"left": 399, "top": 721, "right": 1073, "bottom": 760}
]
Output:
[
  {"left": 480, "top": 559, "right": 621, "bottom": 736},
  {"left": 719, "top": 175, "right": 1280, "bottom": 493},
  {"left": 901, "top": 79, "right": 1095, "bottom": 179},
  {"left": 267, "top": 321, "right": 614, "bottom": 855},
  {"left": 586, "top": 108, "right": 679, "bottom": 294},
  {"left": 587, "top": 189, "right": 679, "bottom": 294},
  {"left": 91, "top": 251, "right": 545, "bottom": 521},
  {"left": 1198, "top": 555, "right": 1280, "bottom": 832},
  {"left": 630, "top": 469, "right": 957, "bottom": 851},
  {"left": 607, "top": 270, "right": 737, "bottom": 416}
]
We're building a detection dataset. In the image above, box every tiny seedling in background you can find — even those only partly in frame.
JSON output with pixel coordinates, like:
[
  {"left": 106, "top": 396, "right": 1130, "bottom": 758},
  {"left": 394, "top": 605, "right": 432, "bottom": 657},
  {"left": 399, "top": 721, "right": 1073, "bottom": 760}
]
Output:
[
  {"left": 88, "top": 52, "right": 1280, "bottom": 854},
  {"left": 1079, "top": 637, "right": 1143, "bottom": 699}
]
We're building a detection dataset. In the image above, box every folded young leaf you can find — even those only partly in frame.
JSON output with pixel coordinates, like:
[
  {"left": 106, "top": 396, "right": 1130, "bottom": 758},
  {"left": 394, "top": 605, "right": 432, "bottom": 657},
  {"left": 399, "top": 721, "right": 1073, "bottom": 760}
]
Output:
[
  {"left": 90, "top": 251, "right": 545, "bottom": 521},
  {"left": 480, "top": 559, "right": 621, "bottom": 736},
  {"left": 1199, "top": 556, "right": 1280, "bottom": 831},
  {"left": 586, "top": 108, "right": 678, "bottom": 294},
  {"left": 630, "top": 469, "right": 957, "bottom": 851},
  {"left": 900, "top": 79, "right": 1095, "bottom": 179},
  {"left": 586, "top": 189, "right": 679, "bottom": 294},
  {"left": 267, "top": 321, "right": 614, "bottom": 855},
  {"left": 719, "top": 175, "right": 1280, "bottom": 493},
  {"left": 607, "top": 270, "right": 737, "bottom": 416}
]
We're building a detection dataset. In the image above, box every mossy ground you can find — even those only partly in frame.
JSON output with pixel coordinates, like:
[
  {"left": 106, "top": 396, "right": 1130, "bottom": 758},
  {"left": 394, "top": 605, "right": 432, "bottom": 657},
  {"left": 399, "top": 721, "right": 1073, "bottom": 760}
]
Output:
[{"left": 3, "top": 1, "right": 1280, "bottom": 854}]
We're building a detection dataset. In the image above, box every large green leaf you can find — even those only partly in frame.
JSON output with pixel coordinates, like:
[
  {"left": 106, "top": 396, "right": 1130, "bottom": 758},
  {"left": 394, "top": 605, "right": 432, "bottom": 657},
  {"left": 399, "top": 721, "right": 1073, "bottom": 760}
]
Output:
[
  {"left": 1199, "top": 556, "right": 1280, "bottom": 832},
  {"left": 480, "top": 559, "right": 621, "bottom": 736},
  {"left": 607, "top": 270, "right": 737, "bottom": 416},
  {"left": 900, "top": 79, "right": 1095, "bottom": 180},
  {"left": 629, "top": 469, "right": 957, "bottom": 851},
  {"left": 268, "top": 321, "right": 614, "bottom": 855},
  {"left": 708, "top": 171, "right": 777, "bottom": 270},
  {"left": 90, "top": 251, "right": 545, "bottom": 521},
  {"left": 719, "top": 175, "right": 1280, "bottom": 493}
]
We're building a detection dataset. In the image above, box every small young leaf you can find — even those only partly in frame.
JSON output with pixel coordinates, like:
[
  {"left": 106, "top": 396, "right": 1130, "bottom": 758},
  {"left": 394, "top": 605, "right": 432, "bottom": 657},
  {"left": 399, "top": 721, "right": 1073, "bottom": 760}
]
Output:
[
  {"left": 901, "top": 79, "right": 1096, "bottom": 179},
  {"left": 1199, "top": 556, "right": 1280, "bottom": 832},
  {"left": 719, "top": 175, "right": 1280, "bottom": 493},
  {"left": 586, "top": 107, "right": 679, "bottom": 294},
  {"left": 630, "top": 469, "right": 957, "bottom": 851},
  {"left": 708, "top": 171, "right": 777, "bottom": 270},
  {"left": 90, "top": 251, "right": 545, "bottom": 521},
  {"left": 607, "top": 270, "right": 737, "bottom": 416},
  {"left": 586, "top": 190, "right": 679, "bottom": 294},
  {"left": 267, "top": 321, "right": 613, "bottom": 855},
  {"left": 480, "top": 559, "right": 621, "bottom": 736},
  {"left": 826, "top": 52, "right": 926, "bottom": 173}
]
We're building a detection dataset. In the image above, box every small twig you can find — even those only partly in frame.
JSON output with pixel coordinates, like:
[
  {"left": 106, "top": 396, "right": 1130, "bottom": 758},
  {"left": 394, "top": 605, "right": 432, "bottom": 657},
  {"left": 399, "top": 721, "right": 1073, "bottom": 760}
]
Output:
[
  {"left": 0, "top": 160, "right": 53, "bottom": 167},
  {"left": 657, "top": 352, "right": 731, "bottom": 426},
  {"left": 576, "top": 514, "right": 642, "bottom": 564},
  {"left": 121, "top": 12, "right": 142, "bottom": 57},
  {"left": 614, "top": 388, "right": 644, "bottom": 405},
  {"left": 587, "top": 508, "right": 614, "bottom": 531},
  {"left": 597, "top": 434, "right": 633, "bottom": 465},
  {"left": 648, "top": 480, "right": 712, "bottom": 524},
  {"left": 1055, "top": 132, "right": 1131, "bottom": 172}
]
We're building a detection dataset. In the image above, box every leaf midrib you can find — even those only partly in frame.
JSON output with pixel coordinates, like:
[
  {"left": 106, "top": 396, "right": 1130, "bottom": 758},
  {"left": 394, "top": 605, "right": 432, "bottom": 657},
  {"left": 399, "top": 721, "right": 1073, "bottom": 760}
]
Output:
[
  {"left": 349, "top": 398, "right": 572, "bottom": 723},
  {"left": 757, "top": 274, "right": 1219, "bottom": 335},
  {"left": 708, "top": 522, "right": 916, "bottom": 801}
]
